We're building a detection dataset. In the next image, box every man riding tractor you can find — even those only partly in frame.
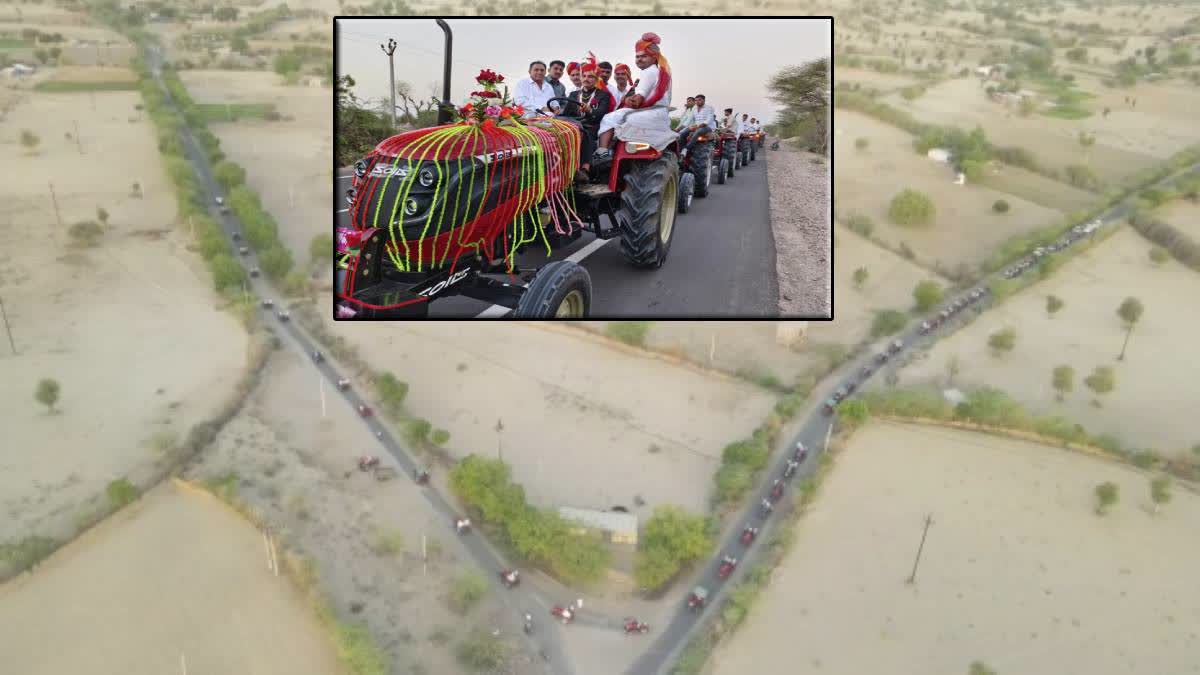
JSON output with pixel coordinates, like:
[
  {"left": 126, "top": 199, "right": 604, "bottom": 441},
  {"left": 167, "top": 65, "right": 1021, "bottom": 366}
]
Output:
[
  {"left": 676, "top": 93, "right": 717, "bottom": 204},
  {"left": 717, "top": 554, "right": 739, "bottom": 579},
  {"left": 414, "top": 468, "right": 431, "bottom": 485},
  {"left": 623, "top": 617, "right": 650, "bottom": 634},
  {"left": 500, "top": 568, "right": 521, "bottom": 588},
  {"left": 455, "top": 517, "right": 472, "bottom": 534},
  {"left": 551, "top": 604, "right": 575, "bottom": 624},
  {"left": 770, "top": 478, "right": 784, "bottom": 501},
  {"left": 784, "top": 459, "right": 799, "bottom": 479},
  {"left": 760, "top": 497, "right": 774, "bottom": 516},
  {"left": 740, "top": 525, "right": 759, "bottom": 546},
  {"left": 686, "top": 586, "right": 708, "bottom": 611}
]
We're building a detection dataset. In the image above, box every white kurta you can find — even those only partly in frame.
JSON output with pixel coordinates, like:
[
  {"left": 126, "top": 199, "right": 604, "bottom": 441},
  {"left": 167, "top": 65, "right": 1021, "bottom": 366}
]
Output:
[
  {"left": 597, "top": 64, "right": 672, "bottom": 139},
  {"left": 514, "top": 77, "right": 557, "bottom": 118},
  {"left": 608, "top": 80, "right": 632, "bottom": 107}
]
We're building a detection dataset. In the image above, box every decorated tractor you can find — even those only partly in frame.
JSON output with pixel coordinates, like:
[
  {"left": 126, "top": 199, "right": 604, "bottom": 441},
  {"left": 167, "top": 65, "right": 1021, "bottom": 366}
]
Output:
[
  {"left": 783, "top": 459, "right": 799, "bottom": 479},
  {"left": 686, "top": 586, "right": 708, "bottom": 611},
  {"left": 736, "top": 133, "right": 754, "bottom": 165},
  {"left": 335, "top": 32, "right": 684, "bottom": 320},
  {"left": 740, "top": 525, "right": 759, "bottom": 546},
  {"left": 770, "top": 478, "right": 784, "bottom": 501},
  {"left": 717, "top": 554, "right": 739, "bottom": 580},
  {"left": 623, "top": 618, "right": 650, "bottom": 634},
  {"left": 710, "top": 128, "right": 737, "bottom": 183},
  {"left": 551, "top": 604, "right": 575, "bottom": 624},
  {"left": 500, "top": 568, "right": 521, "bottom": 588},
  {"left": 677, "top": 131, "right": 716, "bottom": 208}
]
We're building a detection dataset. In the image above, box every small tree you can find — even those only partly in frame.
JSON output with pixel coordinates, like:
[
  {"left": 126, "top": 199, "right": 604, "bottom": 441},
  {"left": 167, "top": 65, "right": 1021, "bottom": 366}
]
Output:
[
  {"left": 448, "top": 571, "right": 488, "bottom": 615},
  {"left": 1046, "top": 295, "right": 1063, "bottom": 317},
  {"left": 131, "top": 182, "right": 142, "bottom": 198},
  {"left": 855, "top": 137, "right": 869, "bottom": 150},
  {"left": 987, "top": 327, "right": 1016, "bottom": 356},
  {"left": 405, "top": 418, "right": 433, "bottom": 446},
  {"left": 96, "top": 207, "right": 109, "bottom": 226},
  {"left": 431, "top": 429, "right": 450, "bottom": 446},
  {"left": 992, "top": 199, "right": 1010, "bottom": 213},
  {"left": 888, "top": 188, "right": 936, "bottom": 226},
  {"left": 309, "top": 233, "right": 333, "bottom": 264},
  {"left": 35, "top": 378, "right": 60, "bottom": 413},
  {"left": 871, "top": 310, "right": 907, "bottom": 337},
  {"left": 68, "top": 220, "right": 103, "bottom": 246},
  {"left": 375, "top": 373, "right": 408, "bottom": 416},
  {"left": 853, "top": 267, "right": 869, "bottom": 290},
  {"left": 913, "top": 280, "right": 943, "bottom": 312},
  {"left": 1149, "top": 476, "right": 1171, "bottom": 515},
  {"left": 1051, "top": 365, "right": 1074, "bottom": 401},
  {"left": 1094, "top": 481, "right": 1119, "bottom": 515},
  {"left": 968, "top": 662, "right": 998, "bottom": 675},
  {"left": 20, "top": 129, "right": 40, "bottom": 152},
  {"left": 1116, "top": 297, "right": 1144, "bottom": 360},
  {"left": 1084, "top": 365, "right": 1115, "bottom": 405},
  {"left": 1149, "top": 247, "right": 1169, "bottom": 266}
]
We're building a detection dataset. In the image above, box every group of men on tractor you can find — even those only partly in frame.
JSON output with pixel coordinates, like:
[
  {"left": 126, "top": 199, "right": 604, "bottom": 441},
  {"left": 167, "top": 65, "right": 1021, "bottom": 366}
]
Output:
[{"left": 509, "top": 32, "right": 763, "bottom": 183}]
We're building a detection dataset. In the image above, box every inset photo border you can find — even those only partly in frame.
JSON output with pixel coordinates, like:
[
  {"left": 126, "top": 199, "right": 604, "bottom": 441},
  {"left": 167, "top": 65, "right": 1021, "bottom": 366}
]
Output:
[{"left": 333, "top": 16, "right": 832, "bottom": 320}]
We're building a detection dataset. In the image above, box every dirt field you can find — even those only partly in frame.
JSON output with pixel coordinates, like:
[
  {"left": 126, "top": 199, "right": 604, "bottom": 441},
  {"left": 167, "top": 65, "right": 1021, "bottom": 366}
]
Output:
[
  {"left": 314, "top": 306, "right": 777, "bottom": 516},
  {"left": 901, "top": 227, "right": 1200, "bottom": 456},
  {"left": 818, "top": 225, "right": 946, "bottom": 346},
  {"left": 881, "top": 77, "right": 1168, "bottom": 183},
  {"left": 835, "top": 110, "right": 1065, "bottom": 271},
  {"left": 0, "top": 86, "right": 247, "bottom": 544},
  {"left": 835, "top": 66, "right": 916, "bottom": 93},
  {"left": 0, "top": 482, "right": 345, "bottom": 675},
  {"left": 1155, "top": 199, "right": 1200, "bottom": 240},
  {"left": 0, "top": 18, "right": 136, "bottom": 67},
  {"left": 179, "top": 69, "right": 331, "bottom": 267},
  {"left": 710, "top": 421, "right": 1200, "bottom": 675},
  {"left": 186, "top": 348, "right": 535, "bottom": 675}
]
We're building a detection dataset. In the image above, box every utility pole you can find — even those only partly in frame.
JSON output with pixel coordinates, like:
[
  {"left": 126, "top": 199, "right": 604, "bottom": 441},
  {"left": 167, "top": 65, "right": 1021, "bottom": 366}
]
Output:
[
  {"left": 48, "top": 182, "right": 63, "bottom": 231},
  {"left": 906, "top": 513, "right": 935, "bottom": 584},
  {"left": 73, "top": 120, "right": 82, "bottom": 154},
  {"left": 380, "top": 38, "right": 398, "bottom": 130},
  {"left": 0, "top": 295, "right": 17, "bottom": 355},
  {"left": 823, "top": 418, "right": 833, "bottom": 452}
]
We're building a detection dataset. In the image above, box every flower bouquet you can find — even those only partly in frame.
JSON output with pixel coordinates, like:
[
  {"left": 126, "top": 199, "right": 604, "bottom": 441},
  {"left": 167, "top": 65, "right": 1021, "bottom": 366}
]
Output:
[{"left": 454, "top": 69, "right": 525, "bottom": 128}]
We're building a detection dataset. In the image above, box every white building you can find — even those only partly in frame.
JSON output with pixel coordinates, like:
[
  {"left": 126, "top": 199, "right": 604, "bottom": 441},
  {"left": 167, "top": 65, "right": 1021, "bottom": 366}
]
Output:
[{"left": 927, "top": 147, "right": 952, "bottom": 163}]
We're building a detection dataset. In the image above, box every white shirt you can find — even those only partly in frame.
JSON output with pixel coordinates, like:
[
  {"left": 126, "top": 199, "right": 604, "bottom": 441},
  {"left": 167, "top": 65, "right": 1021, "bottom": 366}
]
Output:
[
  {"left": 678, "top": 107, "right": 695, "bottom": 128},
  {"left": 514, "top": 77, "right": 557, "bottom": 117},
  {"left": 693, "top": 104, "right": 716, "bottom": 128},
  {"left": 608, "top": 79, "right": 632, "bottom": 106},
  {"left": 737, "top": 119, "right": 751, "bottom": 136},
  {"left": 633, "top": 64, "right": 669, "bottom": 108}
]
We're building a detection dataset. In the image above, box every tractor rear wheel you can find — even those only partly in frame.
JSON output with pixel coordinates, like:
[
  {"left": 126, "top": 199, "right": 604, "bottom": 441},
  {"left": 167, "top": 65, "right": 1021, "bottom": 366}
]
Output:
[
  {"left": 617, "top": 152, "right": 679, "bottom": 269},
  {"left": 678, "top": 172, "right": 695, "bottom": 214},
  {"left": 513, "top": 260, "right": 592, "bottom": 318},
  {"left": 717, "top": 157, "right": 728, "bottom": 184}
]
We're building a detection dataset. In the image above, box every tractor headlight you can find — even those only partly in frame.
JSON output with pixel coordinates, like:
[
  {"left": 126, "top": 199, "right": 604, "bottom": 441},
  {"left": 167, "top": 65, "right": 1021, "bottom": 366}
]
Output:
[
  {"left": 354, "top": 159, "right": 367, "bottom": 177},
  {"left": 624, "top": 141, "right": 651, "bottom": 154},
  {"left": 418, "top": 168, "right": 436, "bottom": 187},
  {"left": 404, "top": 198, "right": 419, "bottom": 216}
]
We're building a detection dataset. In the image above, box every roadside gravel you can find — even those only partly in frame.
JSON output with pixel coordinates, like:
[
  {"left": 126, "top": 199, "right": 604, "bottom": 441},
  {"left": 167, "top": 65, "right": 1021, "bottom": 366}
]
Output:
[{"left": 766, "top": 146, "right": 832, "bottom": 317}]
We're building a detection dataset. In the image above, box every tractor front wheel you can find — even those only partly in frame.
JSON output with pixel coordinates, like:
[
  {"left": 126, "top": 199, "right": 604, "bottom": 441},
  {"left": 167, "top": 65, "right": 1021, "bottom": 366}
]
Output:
[
  {"left": 717, "top": 157, "right": 728, "bottom": 184},
  {"left": 678, "top": 172, "right": 695, "bottom": 214},
  {"left": 513, "top": 260, "right": 592, "bottom": 318},
  {"left": 617, "top": 152, "right": 679, "bottom": 269}
]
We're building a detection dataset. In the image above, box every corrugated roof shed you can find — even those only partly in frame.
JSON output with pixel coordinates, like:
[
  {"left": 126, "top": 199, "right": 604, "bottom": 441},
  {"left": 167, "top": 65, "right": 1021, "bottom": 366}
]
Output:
[{"left": 558, "top": 507, "right": 638, "bottom": 537}]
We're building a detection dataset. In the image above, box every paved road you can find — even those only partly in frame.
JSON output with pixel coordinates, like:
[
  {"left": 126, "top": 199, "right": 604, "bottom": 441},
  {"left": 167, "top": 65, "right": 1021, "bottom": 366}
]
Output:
[
  {"left": 145, "top": 45, "right": 575, "bottom": 675},
  {"left": 627, "top": 161, "right": 1200, "bottom": 675},
  {"left": 335, "top": 148, "right": 777, "bottom": 318}
]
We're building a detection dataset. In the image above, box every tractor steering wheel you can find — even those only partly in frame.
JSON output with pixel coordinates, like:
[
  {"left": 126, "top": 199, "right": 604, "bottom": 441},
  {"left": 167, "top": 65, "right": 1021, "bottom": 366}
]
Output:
[{"left": 544, "top": 96, "right": 582, "bottom": 119}]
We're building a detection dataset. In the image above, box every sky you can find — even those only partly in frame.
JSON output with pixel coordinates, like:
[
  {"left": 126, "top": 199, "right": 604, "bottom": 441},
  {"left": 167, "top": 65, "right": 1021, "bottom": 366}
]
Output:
[{"left": 335, "top": 18, "right": 830, "bottom": 123}]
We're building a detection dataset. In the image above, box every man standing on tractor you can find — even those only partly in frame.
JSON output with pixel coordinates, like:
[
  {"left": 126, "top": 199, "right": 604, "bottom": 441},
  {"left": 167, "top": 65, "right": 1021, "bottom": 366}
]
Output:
[
  {"left": 546, "top": 59, "right": 567, "bottom": 99},
  {"left": 515, "top": 60, "right": 558, "bottom": 118},
  {"left": 609, "top": 63, "right": 634, "bottom": 107},
  {"left": 567, "top": 55, "right": 614, "bottom": 181},
  {"left": 719, "top": 107, "right": 737, "bottom": 134},
  {"left": 678, "top": 92, "right": 715, "bottom": 156},
  {"left": 566, "top": 61, "right": 582, "bottom": 93},
  {"left": 593, "top": 33, "right": 674, "bottom": 161}
]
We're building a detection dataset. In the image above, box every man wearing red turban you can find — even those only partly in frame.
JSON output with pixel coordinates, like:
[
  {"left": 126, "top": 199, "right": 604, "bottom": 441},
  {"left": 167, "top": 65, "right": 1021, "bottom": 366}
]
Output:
[
  {"left": 608, "top": 63, "right": 633, "bottom": 107},
  {"left": 567, "top": 53, "right": 615, "bottom": 181},
  {"left": 566, "top": 61, "right": 582, "bottom": 92},
  {"left": 594, "top": 33, "right": 674, "bottom": 160}
]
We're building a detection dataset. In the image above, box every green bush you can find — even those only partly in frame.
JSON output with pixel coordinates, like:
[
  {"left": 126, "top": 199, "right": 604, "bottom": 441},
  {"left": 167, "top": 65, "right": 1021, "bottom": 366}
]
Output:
[
  {"left": 888, "top": 189, "right": 935, "bottom": 226},
  {"left": 913, "top": 280, "right": 943, "bottom": 312},
  {"left": 405, "top": 418, "right": 432, "bottom": 446},
  {"left": 871, "top": 310, "right": 907, "bottom": 337},
  {"left": 106, "top": 478, "right": 139, "bottom": 509},
  {"left": 992, "top": 199, "right": 1010, "bottom": 213},
  {"left": 448, "top": 571, "right": 488, "bottom": 614},
  {"left": 845, "top": 213, "right": 874, "bottom": 237},
  {"left": 606, "top": 321, "right": 654, "bottom": 347},
  {"left": 634, "top": 506, "right": 713, "bottom": 590},
  {"left": 455, "top": 629, "right": 508, "bottom": 671},
  {"left": 431, "top": 429, "right": 450, "bottom": 446}
]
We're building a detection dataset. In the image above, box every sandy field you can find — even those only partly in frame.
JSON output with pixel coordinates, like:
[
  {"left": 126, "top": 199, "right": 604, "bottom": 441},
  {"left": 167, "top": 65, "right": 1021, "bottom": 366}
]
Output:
[
  {"left": 818, "top": 225, "right": 944, "bottom": 346},
  {"left": 576, "top": 321, "right": 825, "bottom": 387},
  {"left": 45, "top": 64, "right": 137, "bottom": 83},
  {"left": 0, "top": 482, "right": 345, "bottom": 675},
  {"left": 976, "top": 162, "right": 1098, "bottom": 214},
  {"left": 1047, "top": 4, "right": 1199, "bottom": 36},
  {"left": 901, "top": 227, "right": 1200, "bottom": 456},
  {"left": 0, "top": 20, "right": 136, "bottom": 67},
  {"left": 186, "top": 349, "right": 536, "bottom": 675},
  {"left": 315, "top": 309, "right": 777, "bottom": 516},
  {"left": 881, "top": 77, "right": 1167, "bottom": 183},
  {"left": 1155, "top": 199, "right": 1200, "bottom": 240},
  {"left": 835, "top": 66, "right": 917, "bottom": 93},
  {"left": 711, "top": 421, "right": 1200, "bottom": 675},
  {"left": 0, "top": 87, "right": 247, "bottom": 544},
  {"left": 179, "top": 69, "right": 331, "bottom": 268},
  {"left": 835, "top": 110, "right": 1065, "bottom": 271}
]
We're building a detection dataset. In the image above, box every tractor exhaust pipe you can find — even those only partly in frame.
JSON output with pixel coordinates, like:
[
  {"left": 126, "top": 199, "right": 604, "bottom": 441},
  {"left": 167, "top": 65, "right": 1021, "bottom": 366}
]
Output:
[{"left": 436, "top": 19, "right": 453, "bottom": 126}]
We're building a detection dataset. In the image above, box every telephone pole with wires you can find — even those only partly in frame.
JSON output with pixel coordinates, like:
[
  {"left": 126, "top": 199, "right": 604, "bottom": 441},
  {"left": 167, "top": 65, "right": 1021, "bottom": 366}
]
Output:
[{"left": 381, "top": 38, "right": 398, "bottom": 130}]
